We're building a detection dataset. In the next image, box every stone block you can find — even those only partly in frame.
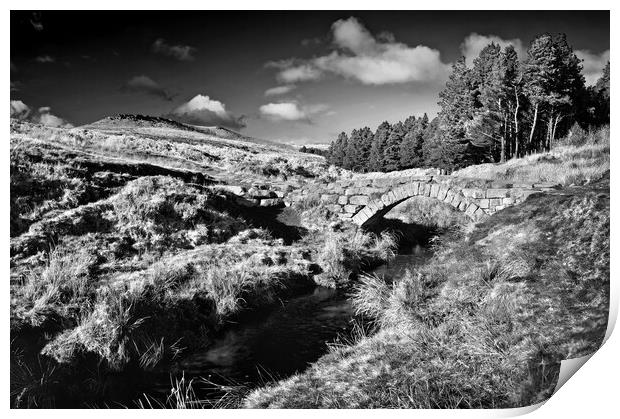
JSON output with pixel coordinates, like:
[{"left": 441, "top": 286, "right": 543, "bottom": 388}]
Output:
[
  {"left": 430, "top": 184, "right": 440, "bottom": 198},
  {"left": 381, "top": 193, "right": 392, "bottom": 206},
  {"left": 367, "top": 200, "right": 385, "bottom": 212},
  {"left": 451, "top": 193, "right": 463, "bottom": 207},
  {"left": 437, "top": 186, "right": 449, "bottom": 200},
  {"left": 349, "top": 195, "right": 370, "bottom": 205},
  {"left": 394, "top": 187, "right": 407, "bottom": 201},
  {"left": 502, "top": 197, "right": 514, "bottom": 206},
  {"left": 344, "top": 188, "right": 359, "bottom": 196},
  {"left": 465, "top": 203, "right": 478, "bottom": 216},
  {"left": 479, "top": 199, "right": 490, "bottom": 209},
  {"left": 458, "top": 201, "right": 467, "bottom": 211},
  {"left": 486, "top": 188, "right": 511, "bottom": 199},
  {"left": 444, "top": 190, "right": 455, "bottom": 203},
  {"left": 461, "top": 188, "right": 485, "bottom": 199},
  {"left": 344, "top": 204, "right": 363, "bottom": 213},
  {"left": 259, "top": 198, "right": 282, "bottom": 207},
  {"left": 360, "top": 187, "right": 381, "bottom": 195},
  {"left": 490, "top": 198, "right": 502, "bottom": 207},
  {"left": 326, "top": 204, "right": 343, "bottom": 213},
  {"left": 337, "top": 196, "right": 349, "bottom": 205},
  {"left": 474, "top": 208, "right": 486, "bottom": 220},
  {"left": 373, "top": 178, "right": 392, "bottom": 188},
  {"left": 388, "top": 190, "right": 398, "bottom": 202},
  {"left": 423, "top": 184, "right": 432, "bottom": 197},
  {"left": 218, "top": 185, "right": 246, "bottom": 195}
]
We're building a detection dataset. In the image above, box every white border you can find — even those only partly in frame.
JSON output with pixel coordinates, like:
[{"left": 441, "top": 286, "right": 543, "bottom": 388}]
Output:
[{"left": 4, "top": 2, "right": 617, "bottom": 418}]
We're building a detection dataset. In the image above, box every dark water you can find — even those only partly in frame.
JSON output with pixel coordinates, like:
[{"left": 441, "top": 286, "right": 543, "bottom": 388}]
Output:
[
  {"left": 373, "top": 244, "right": 434, "bottom": 279},
  {"left": 136, "top": 243, "right": 433, "bottom": 405}
]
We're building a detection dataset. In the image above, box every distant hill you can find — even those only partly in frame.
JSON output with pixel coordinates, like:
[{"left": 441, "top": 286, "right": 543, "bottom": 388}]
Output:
[{"left": 82, "top": 114, "right": 293, "bottom": 150}]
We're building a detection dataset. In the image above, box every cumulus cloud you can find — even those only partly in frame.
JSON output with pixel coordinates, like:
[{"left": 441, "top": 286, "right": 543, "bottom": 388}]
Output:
[
  {"left": 121, "top": 75, "right": 173, "bottom": 101},
  {"left": 10, "top": 100, "right": 73, "bottom": 127},
  {"left": 30, "top": 12, "right": 43, "bottom": 31},
  {"left": 576, "top": 49, "right": 610, "bottom": 85},
  {"left": 460, "top": 33, "right": 525, "bottom": 65},
  {"left": 267, "top": 17, "right": 450, "bottom": 85},
  {"left": 151, "top": 38, "right": 196, "bottom": 61},
  {"left": 165, "top": 94, "right": 245, "bottom": 130},
  {"left": 35, "top": 55, "right": 55, "bottom": 63},
  {"left": 259, "top": 101, "right": 329, "bottom": 123},
  {"left": 264, "top": 85, "right": 297, "bottom": 96},
  {"left": 10, "top": 100, "right": 31, "bottom": 120}
]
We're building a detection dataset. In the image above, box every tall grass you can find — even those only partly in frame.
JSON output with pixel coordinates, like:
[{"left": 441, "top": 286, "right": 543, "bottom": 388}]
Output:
[
  {"left": 453, "top": 125, "right": 609, "bottom": 185},
  {"left": 315, "top": 230, "right": 397, "bottom": 287},
  {"left": 14, "top": 245, "right": 97, "bottom": 328}
]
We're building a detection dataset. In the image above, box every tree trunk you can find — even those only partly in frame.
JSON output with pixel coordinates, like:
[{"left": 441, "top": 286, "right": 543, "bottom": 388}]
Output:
[
  {"left": 528, "top": 102, "right": 539, "bottom": 154},
  {"left": 546, "top": 117, "right": 553, "bottom": 151},
  {"left": 501, "top": 112, "right": 507, "bottom": 163},
  {"left": 551, "top": 114, "right": 562, "bottom": 147},
  {"left": 513, "top": 87, "right": 520, "bottom": 158}
]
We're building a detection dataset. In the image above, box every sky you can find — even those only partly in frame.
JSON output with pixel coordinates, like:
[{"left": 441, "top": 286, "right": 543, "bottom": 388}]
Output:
[{"left": 10, "top": 10, "right": 610, "bottom": 145}]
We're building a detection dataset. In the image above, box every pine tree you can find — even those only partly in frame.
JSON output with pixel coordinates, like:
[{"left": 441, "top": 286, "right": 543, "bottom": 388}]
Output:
[
  {"left": 357, "top": 127, "right": 374, "bottom": 171},
  {"left": 399, "top": 114, "right": 428, "bottom": 169},
  {"left": 503, "top": 45, "right": 522, "bottom": 158},
  {"left": 522, "top": 33, "right": 585, "bottom": 152},
  {"left": 436, "top": 57, "right": 477, "bottom": 169},
  {"left": 328, "top": 131, "right": 348, "bottom": 166},
  {"left": 594, "top": 61, "right": 610, "bottom": 124},
  {"left": 344, "top": 129, "right": 361, "bottom": 170},
  {"left": 383, "top": 121, "right": 406, "bottom": 171},
  {"left": 369, "top": 121, "right": 391, "bottom": 171}
]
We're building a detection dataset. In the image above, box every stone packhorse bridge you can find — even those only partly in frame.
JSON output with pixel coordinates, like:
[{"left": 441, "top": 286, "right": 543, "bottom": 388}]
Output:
[
  {"left": 282, "top": 169, "right": 560, "bottom": 227},
  {"left": 213, "top": 168, "right": 560, "bottom": 227}
]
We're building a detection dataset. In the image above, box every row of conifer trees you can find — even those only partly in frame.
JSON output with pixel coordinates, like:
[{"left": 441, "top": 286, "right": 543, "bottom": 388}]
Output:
[{"left": 326, "top": 33, "right": 610, "bottom": 172}]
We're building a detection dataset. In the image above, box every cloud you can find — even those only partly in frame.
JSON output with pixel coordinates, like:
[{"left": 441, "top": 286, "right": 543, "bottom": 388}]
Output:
[
  {"left": 151, "top": 38, "right": 196, "bottom": 61},
  {"left": 576, "top": 49, "right": 610, "bottom": 85},
  {"left": 267, "top": 17, "right": 450, "bottom": 85},
  {"left": 165, "top": 94, "right": 245, "bottom": 130},
  {"left": 38, "top": 108, "right": 73, "bottom": 128},
  {"left": 264, "top": 85, "right": 297, "bottom": 96},
  {"left": 266, "top": 60, "right": 324, "bottom": 83},
  {"left": 10, "top": 100, "right": 73, "bottom": 127},
  {"left": 121, "top": 75, "right": 173, "bottom": 101},
  {"left": 35, "top": 55, "right": 55, "bottom": 63},
  {"left": 460, "top": 33, "right": 525, "bottom": 65},
  {"left": 10, "top": 100, "right": 31, "bottom": 120},
  {"left": 30, "top": 12, "right": 43, "bottom": 31},
  {"left": 259, "top": 101, "right": 329, "bottom": 123}
]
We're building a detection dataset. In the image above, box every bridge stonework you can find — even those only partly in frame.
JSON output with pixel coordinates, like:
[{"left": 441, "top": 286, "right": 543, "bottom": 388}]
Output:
[{"left": 284, "top": 171, "right": 560, "bottom": 227}]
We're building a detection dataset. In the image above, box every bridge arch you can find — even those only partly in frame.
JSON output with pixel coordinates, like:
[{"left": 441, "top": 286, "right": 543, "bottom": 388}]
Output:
[{"left": 351, "top": 182, "right": 485, "bottom": 227}]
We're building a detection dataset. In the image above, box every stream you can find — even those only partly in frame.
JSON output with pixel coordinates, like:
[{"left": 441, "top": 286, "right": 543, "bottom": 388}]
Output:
[{"left": 133, "top": 242, "right": 434, "bottom": 406}]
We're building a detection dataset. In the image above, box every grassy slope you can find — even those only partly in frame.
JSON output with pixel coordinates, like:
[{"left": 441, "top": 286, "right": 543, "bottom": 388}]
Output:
[
  {"left": 9, "top": 120, "right": 395, "bottom": 407},
  {"left": 244, "top": 173, "right": 609, "bottom": 408},
  {"left": 452, "top": 134, "right": 609, "bottom": 186}
]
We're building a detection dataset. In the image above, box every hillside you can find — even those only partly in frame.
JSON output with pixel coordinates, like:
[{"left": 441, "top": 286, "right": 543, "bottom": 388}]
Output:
[
  {"left": 83, "top": 114, "right": 292, "bottom": 150},
  {"left": 9, "top": 117, "right": 389, "bottom": 408},
  {"left": 9, "top": 117, "right": 609, "bottom": 408}
]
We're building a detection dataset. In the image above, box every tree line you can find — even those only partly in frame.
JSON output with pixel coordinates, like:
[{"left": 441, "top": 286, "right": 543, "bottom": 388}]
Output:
[{"left": 325, "top": 33, "right": 610, "bottom": 172}]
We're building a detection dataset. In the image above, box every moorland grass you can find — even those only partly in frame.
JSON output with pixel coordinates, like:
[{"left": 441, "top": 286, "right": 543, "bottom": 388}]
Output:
[
  {"left": 244, "top": 172, "right": 609, "bottom": 408},
  {"left": 453, "top": 125, "right": 609, "bottom": 186}
]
